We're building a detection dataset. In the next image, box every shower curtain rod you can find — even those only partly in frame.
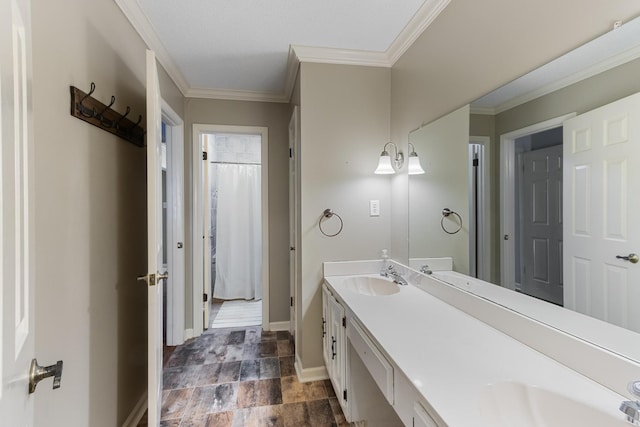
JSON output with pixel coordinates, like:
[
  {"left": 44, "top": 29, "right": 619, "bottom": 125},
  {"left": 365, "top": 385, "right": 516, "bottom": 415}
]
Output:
[{"left": 209, "top": 161, "right": 261, "bottom": 165}]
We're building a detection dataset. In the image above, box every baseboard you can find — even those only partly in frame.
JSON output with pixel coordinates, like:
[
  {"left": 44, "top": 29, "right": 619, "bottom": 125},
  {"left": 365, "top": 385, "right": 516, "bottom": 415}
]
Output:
[
  {"left": 294, "top": 353, "right": 328, "bottom": 383},
  {"left": 269, "top": 320, "right": 290, "bottom": 331},
  {"left": 184, "top": 328, "right": 194, "bottom": 340},
  {"left": 121, "top": 391, "right": 147, "bottom": 427}
]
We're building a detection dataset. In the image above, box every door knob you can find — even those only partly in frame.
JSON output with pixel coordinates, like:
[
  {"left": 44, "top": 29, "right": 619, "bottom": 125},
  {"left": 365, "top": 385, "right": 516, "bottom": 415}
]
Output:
[
  {"left": 157, "top": 271, "right": 169, "bottom": 281},
  {"left": 616, "top": 253, "right": 639, "bottom": 264},
  {"left": 177, "top": 242, "right": 183, "bottom": 249},
  {"left": 29, "top": 358, "right": 63, "bottom": 394},
  {"left": 503, "top": 234, "right": 510, "bottom": 240}
]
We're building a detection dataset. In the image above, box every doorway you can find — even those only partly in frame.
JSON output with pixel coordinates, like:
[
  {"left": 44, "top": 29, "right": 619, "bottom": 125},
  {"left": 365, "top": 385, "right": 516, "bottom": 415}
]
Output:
[
  {"left": 500, "top": 114, "right": 575, "bottom": 305},
  {"left": 207, "top": 132, "right": 263, "bottom": 328},
  {"left": 192, "top": 124, "right": 269, "bottom": 335}
]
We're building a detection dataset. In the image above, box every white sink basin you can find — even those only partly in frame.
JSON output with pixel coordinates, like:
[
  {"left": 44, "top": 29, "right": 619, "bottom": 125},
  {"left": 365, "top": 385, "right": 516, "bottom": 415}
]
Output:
[
  {"left": 343, "top": 276, "right": 400, "bottom": 296},
  {"left": 477, "top": 382, "right": 627, "bottom": 427}
]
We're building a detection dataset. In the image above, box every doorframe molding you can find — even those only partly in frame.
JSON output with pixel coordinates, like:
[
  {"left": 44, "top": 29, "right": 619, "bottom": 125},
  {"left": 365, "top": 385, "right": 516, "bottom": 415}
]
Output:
[
  {"left": 161, "top": 99, "right": 185, "bottom": 346},
  {"left": 469, "top": 136, "right": 491, "bottom": 281},
  {"left": 191, "top": 124, "right": 270, "bottom": 335},
  {"left": 499, "top": 113, "right": 575, "bottom": 289}
]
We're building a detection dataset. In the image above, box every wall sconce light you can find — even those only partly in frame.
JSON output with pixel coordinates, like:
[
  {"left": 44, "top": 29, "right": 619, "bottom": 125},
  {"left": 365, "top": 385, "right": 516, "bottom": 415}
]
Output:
[
  {"left": 374, "top": 142, "right": 404, "bottom": 174},
  {"left": 407, "top": 143, "right": 425, "bottom": 175}
]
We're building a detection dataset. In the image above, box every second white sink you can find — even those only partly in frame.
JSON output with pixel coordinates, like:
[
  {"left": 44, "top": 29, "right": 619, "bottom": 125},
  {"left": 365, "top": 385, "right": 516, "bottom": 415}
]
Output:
[{"left": 477, "top": 382, "right": 627, "bottom": 427}]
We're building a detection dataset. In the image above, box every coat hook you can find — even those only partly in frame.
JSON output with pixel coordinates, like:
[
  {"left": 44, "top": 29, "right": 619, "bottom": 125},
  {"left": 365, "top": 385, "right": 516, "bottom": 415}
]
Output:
[
  {"left": 128, "top": 115, "right": 142, "bottom": 133},
  {"left": 77, "top": 82, "right": 96, "bottom": 118},
  {"left": 97, "top": 95, "right": 116, "bottom": 127},
  {"left": 114, "top": 106, "right": 131, "bottom": 131}
]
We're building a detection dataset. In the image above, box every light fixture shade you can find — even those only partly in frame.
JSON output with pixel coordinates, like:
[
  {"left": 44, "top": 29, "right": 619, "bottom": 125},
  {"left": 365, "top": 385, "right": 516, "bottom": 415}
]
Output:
[
  {"left": 374, "top": 152, "right": 395, "bottom": 174},
  {"left": 408, "top": 154, "right": 425, "bottom": 175}
]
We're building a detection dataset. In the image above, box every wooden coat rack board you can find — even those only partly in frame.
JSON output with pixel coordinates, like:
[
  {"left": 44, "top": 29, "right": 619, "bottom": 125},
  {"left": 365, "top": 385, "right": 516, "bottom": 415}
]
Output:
[{"left": 70, "top": 82, "right": 145, "bottom": 147}]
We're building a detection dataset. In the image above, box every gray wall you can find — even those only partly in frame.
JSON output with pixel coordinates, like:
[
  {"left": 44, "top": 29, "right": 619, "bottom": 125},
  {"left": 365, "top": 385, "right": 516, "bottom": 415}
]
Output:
[
  {"left": 31, "top": 0, "right": 182, "bottom": 424},
  {"left": 184, "top": 98, "right": 292, "bottom": 325},
  {"left": 297, "top": 62, "right": 391, "bottom": 369}
]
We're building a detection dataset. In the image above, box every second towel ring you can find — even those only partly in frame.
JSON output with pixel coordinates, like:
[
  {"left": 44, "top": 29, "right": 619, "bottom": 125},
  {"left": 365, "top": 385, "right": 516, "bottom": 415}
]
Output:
[
  {"left": 319, "top": 209, "right": 344, "bottom": 237},
  {"left": 441, "top": 208, "right": 462, "bottom": 234}
]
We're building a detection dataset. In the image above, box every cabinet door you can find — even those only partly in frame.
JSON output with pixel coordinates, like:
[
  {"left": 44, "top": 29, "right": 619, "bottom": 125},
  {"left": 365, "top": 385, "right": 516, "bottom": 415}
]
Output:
[
  {"left": 413, "top": 402, "right": 438, "bottom": 427},
  {"left": 328, "top": 294, "right": 347, "bottom": 408},
  {"left": 321, "top": 284, "right": 331, "bottom": 369}
]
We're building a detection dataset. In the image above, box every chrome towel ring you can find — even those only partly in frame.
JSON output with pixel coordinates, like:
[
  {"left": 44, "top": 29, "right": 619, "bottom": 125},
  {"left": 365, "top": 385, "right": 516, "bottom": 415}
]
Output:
[
  {"left": 319, "top": 208, "right": 344, "bottom": 237},
  {"left": 441, "top": 208, "right": 462, "bottom": 234}
]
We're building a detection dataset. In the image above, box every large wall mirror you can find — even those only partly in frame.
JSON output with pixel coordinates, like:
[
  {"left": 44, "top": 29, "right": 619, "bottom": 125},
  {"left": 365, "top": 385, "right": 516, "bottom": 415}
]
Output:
[{"left": 409, "top": 17, "right": 640, "bottom": 363}]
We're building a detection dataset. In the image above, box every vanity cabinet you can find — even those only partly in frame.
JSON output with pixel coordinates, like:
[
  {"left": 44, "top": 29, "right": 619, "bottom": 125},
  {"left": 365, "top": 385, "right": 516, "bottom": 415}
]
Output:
[{"left": 322, "top": 284, "right": 348, "bottom": 413}]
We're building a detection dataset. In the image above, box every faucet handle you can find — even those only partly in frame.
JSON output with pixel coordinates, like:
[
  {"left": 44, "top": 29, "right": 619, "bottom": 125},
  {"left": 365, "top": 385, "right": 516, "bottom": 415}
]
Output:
[{"left": 629, "top": 381, "right": 640, "bottom": 398}]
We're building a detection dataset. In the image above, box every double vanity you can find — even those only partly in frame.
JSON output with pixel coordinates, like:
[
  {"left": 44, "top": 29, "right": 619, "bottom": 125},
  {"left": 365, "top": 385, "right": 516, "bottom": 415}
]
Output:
[{"left": 322, "top": 260, "right": 637, "bottom": 427}]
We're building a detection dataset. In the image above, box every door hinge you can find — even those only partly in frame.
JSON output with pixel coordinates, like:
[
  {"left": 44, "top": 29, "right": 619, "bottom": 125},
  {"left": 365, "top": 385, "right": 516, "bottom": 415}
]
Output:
[
  {"left": 343, "top": 389, "right": 347, "bottom": 401},
  {"left": 203, "top": 151, "right": 208, "bottom": 161},
  {"left": 342, "top": 317, "right": 346, "bottom": 328},
  {"left": 203, "top": 293, "right": 208, "bottom": 302},
  {"left": 289, "top": 148, "right": 293, "bottom": 158},
  {"left": 290, "top": 296, "right": 293, "bottom": 307},
  {"left": 473, "top": 158, "right": 479, "bottom": 167}
]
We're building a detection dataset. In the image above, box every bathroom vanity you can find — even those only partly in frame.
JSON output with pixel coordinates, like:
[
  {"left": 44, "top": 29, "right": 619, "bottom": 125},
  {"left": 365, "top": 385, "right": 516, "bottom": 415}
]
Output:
[{"left": 322, "top": 260, "right": 635, "bottom": 427}]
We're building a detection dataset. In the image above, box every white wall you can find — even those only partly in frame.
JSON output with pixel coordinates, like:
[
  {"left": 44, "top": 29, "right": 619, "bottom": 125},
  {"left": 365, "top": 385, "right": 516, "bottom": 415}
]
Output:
[
  {"left": 30, "top": 0, "right": 183, "bottom": 424},
  {"left": 297, "top": 62, "right": 391, "bottom": 369}
]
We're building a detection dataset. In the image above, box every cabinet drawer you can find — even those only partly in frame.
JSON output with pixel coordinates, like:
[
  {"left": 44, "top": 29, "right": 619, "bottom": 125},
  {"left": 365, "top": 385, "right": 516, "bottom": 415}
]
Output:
[{"left": 347, "top": 318, "right": 394, "bottom": 404}]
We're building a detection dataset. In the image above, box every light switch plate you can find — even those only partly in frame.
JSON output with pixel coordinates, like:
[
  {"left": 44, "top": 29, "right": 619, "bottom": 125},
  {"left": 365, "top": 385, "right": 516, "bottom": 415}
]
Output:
[{"left": 370, "top": 200, "right": 380, "bottom": 217}]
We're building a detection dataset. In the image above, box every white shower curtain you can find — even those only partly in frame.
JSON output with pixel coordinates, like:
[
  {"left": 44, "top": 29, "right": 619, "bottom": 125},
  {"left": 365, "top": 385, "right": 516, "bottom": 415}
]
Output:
[{"left": 214, "top": 164, "right": 262, "bottom": 300}]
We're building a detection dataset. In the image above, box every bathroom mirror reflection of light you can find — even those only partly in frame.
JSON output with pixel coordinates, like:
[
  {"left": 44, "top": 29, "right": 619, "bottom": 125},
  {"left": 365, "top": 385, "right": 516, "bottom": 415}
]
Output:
[{"left": 408, "top": 16, "right": 640, "bottom": 363}]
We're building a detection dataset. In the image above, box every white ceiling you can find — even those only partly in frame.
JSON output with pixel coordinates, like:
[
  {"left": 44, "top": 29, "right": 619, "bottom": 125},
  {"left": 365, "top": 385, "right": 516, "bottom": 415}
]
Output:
[{"left": 117, "top": 0, "right": 447, "bottom": 102}]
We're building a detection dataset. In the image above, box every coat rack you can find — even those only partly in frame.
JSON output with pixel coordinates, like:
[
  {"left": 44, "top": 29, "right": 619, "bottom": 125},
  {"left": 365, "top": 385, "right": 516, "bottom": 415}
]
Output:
[{"left": 70, "top": 82, "right": 145, "bottom": 147}]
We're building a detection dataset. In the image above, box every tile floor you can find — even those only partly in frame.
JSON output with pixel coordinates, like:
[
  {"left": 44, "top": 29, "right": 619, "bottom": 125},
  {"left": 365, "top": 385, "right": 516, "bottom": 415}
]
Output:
[{"left": 138, "top": 325, "right": 348, "bottom": 426}]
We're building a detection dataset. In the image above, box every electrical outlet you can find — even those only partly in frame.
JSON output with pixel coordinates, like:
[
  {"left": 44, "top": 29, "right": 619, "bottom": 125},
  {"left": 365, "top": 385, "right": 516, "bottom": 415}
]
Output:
[{"left": 370, "top": 200, "right": 380, "bottom": 217}]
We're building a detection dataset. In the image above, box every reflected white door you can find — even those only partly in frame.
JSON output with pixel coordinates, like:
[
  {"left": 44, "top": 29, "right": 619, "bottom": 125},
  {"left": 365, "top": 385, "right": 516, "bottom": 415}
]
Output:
[
  {"left": 145, "top": 49, "right": 164, "bottom": 426},
  {"left": 202, "top": 135, "right": 210, "bottom": 328},
  {"left": 0, "top": 0, "right": 35, "bottom": 423},
  {"left": 564, "top": 92, "right": 640, "bottom": 333},
  {"left": 288, "top": 107, "right": 298, "bottom": 335},
  {"left": 521, "top": 145, "right": 563, "bottom": 305}
]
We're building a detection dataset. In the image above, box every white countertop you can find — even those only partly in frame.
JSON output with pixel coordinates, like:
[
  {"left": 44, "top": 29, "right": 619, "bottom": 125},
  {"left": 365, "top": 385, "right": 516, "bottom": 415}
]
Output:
[{"left": 323, "top": 272, "right": 629, "bottom": 426}]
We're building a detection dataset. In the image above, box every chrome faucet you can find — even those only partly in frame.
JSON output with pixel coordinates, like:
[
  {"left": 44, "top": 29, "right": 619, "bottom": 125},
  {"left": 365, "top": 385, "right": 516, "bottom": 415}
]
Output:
[
  {"left": 620, "top": 381, "right": 640, "bottom": 425},
  {"left": 380, "top": 264, "right": 408, "bottom": 286},
  {"left": 420, "top": 264, "right": 432, "bottom": 275}
]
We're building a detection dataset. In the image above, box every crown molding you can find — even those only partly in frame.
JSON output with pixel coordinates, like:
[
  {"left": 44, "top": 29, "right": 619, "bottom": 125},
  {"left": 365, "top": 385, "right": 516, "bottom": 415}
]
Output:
[
  {"left": 291, "top": 45, "right": 390, "bottom": 67},
  {"left": 492, "top": 44, "right": 640, "bottom": 114},
  {"left": 386, "top": 0, "right": 451, "bottom": 65},
  {"left": 185, "top": 87, "right": 290, "bottom": 103},
  {"left": 469, "top": 105, "right": 497, "bottom": 115}
]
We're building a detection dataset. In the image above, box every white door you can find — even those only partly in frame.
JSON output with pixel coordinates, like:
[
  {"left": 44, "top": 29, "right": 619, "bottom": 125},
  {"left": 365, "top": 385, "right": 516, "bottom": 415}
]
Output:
[
  {"left": 521, "top": 145, "right": 563, "bottom": 305},
  {"left": 202, "top": 135, "right": 210, "bottom": 328},
  {"left": 144, "top": 49, "right": 165, "bottom": 426},
  {"left": 0, "top": 0, "right": 36, "bottom": 423},
  {"left": 288, "top": 107, "right": 298, "bottom": 335},
  {"left": 564, "top": 92, "right": 640, "bottom": 333}
]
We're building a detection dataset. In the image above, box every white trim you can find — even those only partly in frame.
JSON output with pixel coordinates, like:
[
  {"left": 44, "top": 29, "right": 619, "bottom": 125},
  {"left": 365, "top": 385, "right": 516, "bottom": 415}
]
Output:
[
  {"left": 113, "top": 0, "right": 189, "bottom": 95},
  {"left": 291, "top": 45, "right": 390, "bottom": 68},
  {"left": 469, "top": 136, "right": 491, "bottom": 282},
  {"left": 499, "top": 114, "right": 576, "bottom": 289},
  {"left": 184, "top": 328, "right": 194, "bottom": 340},
  {"left": 121, "top": 391, "right": 148, "bottom": 427},
  {"left": 386, "top": 0, "right": 452, "bottom": 65},
  {"left": 192, "top": 124, "right": 270, "bottom": 334},
  {"left": 269, "top": 321, "right": 291, "bottom": 331},
  {"left": 161, "top": 99, "right": 185, "bottom": 346},
  {"left": 469, "top": 105, "right": 497, "bottom": 115},
  {"left": 294, "top": 354, "right": 329, "bottom": 383},
  {"left": 186, "top": 87, "right": 290, "bottom": 104},
  {"left": 494, "top": 45, "right": 640, "bottom": 114}
]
